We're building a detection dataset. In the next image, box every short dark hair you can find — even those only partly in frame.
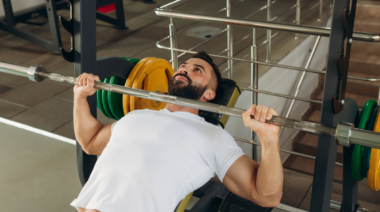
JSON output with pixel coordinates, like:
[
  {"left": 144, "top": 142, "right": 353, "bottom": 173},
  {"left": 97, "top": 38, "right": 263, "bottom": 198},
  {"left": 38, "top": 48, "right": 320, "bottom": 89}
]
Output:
[{"left": 192, "top": 51, "right": 221, "bottom": 92}]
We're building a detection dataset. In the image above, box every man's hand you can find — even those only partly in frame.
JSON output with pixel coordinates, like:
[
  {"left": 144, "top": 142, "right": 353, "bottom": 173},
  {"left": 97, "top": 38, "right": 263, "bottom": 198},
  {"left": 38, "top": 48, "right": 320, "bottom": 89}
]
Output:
[
  {"left": 74, "top": 73, "right": 100, "bottom": 99},
  {"left": 242, "top": 104, "right": 280, "bottom": 140}
]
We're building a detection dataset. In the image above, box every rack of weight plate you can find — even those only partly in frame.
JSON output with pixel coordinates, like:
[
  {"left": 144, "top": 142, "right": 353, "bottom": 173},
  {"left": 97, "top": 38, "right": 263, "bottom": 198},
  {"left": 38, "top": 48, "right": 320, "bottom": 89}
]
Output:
[{"left": 153, "top": 0, "right": 380, "bottom": 211}]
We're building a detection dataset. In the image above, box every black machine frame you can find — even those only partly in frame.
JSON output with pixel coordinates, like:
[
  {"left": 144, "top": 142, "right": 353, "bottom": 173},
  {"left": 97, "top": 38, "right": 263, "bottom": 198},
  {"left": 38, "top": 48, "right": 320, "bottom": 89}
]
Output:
[
  {"left": 0, "top": 0, "right": 127, "bottom": 54},
  {"left": 66, "top": 0, "right": 371, "bottom": 211}
]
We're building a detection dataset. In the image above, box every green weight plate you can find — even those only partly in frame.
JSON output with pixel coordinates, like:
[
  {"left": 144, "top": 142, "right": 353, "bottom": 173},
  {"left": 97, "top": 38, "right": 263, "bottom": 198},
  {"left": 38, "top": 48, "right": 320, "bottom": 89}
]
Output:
[
  {"left": 363, "top": 105, "right": 379, "bottom": 178},
  {"left": 97, "top": 79, "right": 108, "bottom": 117},
  {"left": 122, "top": 57, "right": 140, "bottom": 65},
  {"left": 101, "top": 78, "right": 116, "bottom": 119},
  {"left": 352, "top": 99, "right": 377, "bottom": 181},
  {"left": 108, "top": 76, "right": 126, "bottom": 120}
]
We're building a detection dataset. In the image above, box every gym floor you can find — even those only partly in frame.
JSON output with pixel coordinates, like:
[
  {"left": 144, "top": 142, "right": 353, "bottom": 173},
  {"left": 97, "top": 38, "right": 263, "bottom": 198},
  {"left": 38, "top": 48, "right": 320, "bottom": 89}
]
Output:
[{"left": 0, "top": 0, "right": 379, "bottom": 211}]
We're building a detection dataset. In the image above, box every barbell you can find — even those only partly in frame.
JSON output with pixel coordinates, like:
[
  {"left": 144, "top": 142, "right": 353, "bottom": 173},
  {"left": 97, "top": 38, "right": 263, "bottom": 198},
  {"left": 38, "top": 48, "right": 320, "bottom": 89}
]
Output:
[{"left": 1, "top": 61, "right": 380, "bottom": 149}]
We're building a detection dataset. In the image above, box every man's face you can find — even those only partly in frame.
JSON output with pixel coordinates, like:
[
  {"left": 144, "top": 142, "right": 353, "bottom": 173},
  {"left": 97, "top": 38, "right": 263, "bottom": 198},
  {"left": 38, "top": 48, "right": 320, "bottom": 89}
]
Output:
[{"left": 168, "top": 58, "right": 215, "bottom": 101}]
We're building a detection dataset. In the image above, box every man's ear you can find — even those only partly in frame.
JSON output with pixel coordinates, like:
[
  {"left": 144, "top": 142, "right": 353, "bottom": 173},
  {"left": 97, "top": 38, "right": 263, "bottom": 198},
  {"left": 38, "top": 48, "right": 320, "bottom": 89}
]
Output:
[{"left": 204, "top": 89, "right": 216, "bottom": 101}]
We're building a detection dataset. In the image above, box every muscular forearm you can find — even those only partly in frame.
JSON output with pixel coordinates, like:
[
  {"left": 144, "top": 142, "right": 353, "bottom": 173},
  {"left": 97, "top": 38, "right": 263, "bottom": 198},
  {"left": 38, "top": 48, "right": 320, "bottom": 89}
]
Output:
[
  {"left": 256, "top": 136, "right": 283, "bottom": 197},
  {"left": 74, "top": 95, "right": 103, "bottom": 150}
]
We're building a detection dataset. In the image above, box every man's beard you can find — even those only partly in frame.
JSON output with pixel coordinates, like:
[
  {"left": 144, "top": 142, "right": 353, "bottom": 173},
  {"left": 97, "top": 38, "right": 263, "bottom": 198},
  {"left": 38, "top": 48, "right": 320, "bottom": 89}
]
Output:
[{"left": 168, "top": 73, "right": 207, "bottom": 100}]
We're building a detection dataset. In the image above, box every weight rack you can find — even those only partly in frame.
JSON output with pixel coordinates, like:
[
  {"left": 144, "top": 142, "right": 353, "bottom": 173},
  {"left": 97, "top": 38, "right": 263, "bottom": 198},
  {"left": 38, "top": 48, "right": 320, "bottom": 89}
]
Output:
[{"left": 0, "top": 0, "right": 127, "bottom": 54}]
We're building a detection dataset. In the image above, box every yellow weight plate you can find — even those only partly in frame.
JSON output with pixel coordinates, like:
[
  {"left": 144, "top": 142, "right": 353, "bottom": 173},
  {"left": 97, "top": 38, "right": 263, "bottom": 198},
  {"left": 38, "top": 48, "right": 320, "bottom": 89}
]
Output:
[
  {"left": 123, "top": 57, "right": 156, "bottom": 115},
  {"left": 130, "top": 58, "right": 174, "bottom": 112},
  {"left": 368, "top": 108, "right": 380, "bottom": 191}
]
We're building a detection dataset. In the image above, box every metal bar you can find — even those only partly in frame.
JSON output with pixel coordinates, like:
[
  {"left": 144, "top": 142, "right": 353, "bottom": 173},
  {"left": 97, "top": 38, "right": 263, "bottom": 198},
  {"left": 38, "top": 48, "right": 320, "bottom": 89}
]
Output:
[
  {"left": 73, "top": 0, "right": 98, "bottom": 187},
  {"left": 2, "top": 0, "right": 15, "bottom": 26},
  {"left": 310, "top": 0, "right": 357, "bottom": 210},
  {"left": 0, "top": 21, "right": 55, "bottom": 51},
  {"left": 45, "top": 0, "right": 62, "bottom": 55},
  {"left": 266, "top": 0, "right": 271, "bottom": 62},
  {"left": 173, "top": 29, "right": 227, "bottom": 61},
  {"left": 295, "top": 0, "right": 301, "bottom": 39},
  {"left": 160, "top": 0, "right": 193, "bottom": 10},
  {"left": 114, "top": 0, "right": 126, "bottom": 29},
  {"left": 169, "top": 19, "right": 178, "bottom": 70},
  {"left": 242, "top": 87, "right": 322, "bottom": 104},
  {"left": 251, "top": 28, "right": 258, "bottom": 161},
  {"left": 226, "top": 0, "right": 233, "bottom": 78},
  {"left": 329, "top": 200, "right": 375, "bottom": 212},
  {"left": 2, "top": 62, "right": 380, "bottom": 149},
  {"left": 234, "top": 137, "right": 343, "bottom": 166},
  {"left": 154, "top": 9, "right": 380, "bottom": 42},
  {"left": 155, "top": 45, "right": 327, "bottom": 74},
  {"left": 341, "top": 145, "right": 359, "bottom": 211},
  {"left": 318, "top": 0, "right": 323, "bottom": 21},
  {"left": 244, "top": 1, "right": 276, "bottom": 20},
  {"left": 156, "top": 44, "right": 380, "bottom": 83},
  {"left": 279, "top": 7, "right": 331, "bottom": 137}
]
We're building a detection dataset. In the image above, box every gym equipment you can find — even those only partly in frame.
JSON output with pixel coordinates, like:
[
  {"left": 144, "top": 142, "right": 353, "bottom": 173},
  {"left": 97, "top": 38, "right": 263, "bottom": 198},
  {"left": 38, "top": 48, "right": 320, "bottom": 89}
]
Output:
[
  {"left": 352, "top": 99, "right": 376, "bottom": 181},
  {"left": 123, "top": 57, "right": 156, "bottom": 115},
  {"left": 363, "top": 106, "right": 378, "bottom": 178},
  {"left": 0, "top": 0, "right": 128, "bottom": 54},
  {"left": 108, "top": 76, "right": 126, "bottom": 120},
  {"left": 219, "top": 192, "right": 273, "bottom": 212},
  {"left": 97, "top": 78, "right": 107, "bottom": 117},
  {"left": 130, "top": 58, "right": 174, "bottom": 112},
  {"left": 122, "top": 57, "right": 140, "bottom": 65},
  {"left": 2, "top": 62, "right": 380, "bottom": 150},
  {"left": 96, "top": 57, "right": 135, "bottom": 119},
  {"left": 199, "top": 79, "right": 241, "bottom": 128},
  {"left": 101, "top": 77, "right": 116, "bottom": 119},
  {"left": 0, "top": 0, "right": 67, "bottom": 54},
  {"left": 368, "top": 108, "right": 380, "bottom": 191}
]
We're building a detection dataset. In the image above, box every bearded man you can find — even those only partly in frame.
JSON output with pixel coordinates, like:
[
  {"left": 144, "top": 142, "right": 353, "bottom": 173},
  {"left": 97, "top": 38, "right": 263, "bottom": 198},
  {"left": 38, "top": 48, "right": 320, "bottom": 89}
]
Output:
[{"left": 70, "top": 52, "right": 283, "bottom": 212}]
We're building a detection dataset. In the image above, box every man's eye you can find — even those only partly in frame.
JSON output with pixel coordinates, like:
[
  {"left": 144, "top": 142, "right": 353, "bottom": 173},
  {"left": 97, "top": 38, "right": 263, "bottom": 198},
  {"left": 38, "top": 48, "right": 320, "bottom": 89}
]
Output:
[{"left": 196, "top": 68, "right": 201, "bottom": 72}]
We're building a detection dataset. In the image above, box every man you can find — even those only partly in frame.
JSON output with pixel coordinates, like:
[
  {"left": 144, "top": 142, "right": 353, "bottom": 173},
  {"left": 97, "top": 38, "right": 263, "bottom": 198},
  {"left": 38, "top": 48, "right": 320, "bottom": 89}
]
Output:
[{"left": 71, "top": 52, "right": 283, "bottom": 212}]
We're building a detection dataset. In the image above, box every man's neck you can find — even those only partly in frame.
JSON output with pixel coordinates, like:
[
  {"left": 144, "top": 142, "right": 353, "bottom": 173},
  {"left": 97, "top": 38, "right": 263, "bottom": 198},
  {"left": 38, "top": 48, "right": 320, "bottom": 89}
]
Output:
[{"left": 165, "top": 103, "right": 199, "bottom": 115}]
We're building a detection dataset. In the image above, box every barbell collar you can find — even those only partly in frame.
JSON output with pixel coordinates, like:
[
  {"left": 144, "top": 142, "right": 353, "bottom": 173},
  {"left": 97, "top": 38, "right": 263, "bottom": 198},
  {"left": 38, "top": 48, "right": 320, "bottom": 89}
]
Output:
[
  {"left": 335, "top": 122, "right": 353, "bottom": 147},
  {"left": 27, "top": 65, "right": 46, "bottom": 82}
]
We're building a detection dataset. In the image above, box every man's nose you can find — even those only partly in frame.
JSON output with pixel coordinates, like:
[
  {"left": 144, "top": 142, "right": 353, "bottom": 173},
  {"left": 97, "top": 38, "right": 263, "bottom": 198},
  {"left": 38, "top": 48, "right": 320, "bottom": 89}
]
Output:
[{"left": 178, "top": 68, "right": 188, "bottom": 75}]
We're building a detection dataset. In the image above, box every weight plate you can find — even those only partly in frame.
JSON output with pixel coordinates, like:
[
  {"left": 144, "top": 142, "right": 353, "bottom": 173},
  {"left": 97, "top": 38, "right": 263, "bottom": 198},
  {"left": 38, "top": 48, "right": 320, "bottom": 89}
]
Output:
[
  {"left": 123, "top": 57, "right": 156, "bottom": 115},
  {"left": 108, "top": 76, "right": 127, "bottom": 120},
  {"left": 368, "top": 107, "right": 380, "bottom": 191},
  {"left": 352, "top": 99, "right": 377, "bottom": 181},
  {"left": 102, "top": 77, "right": 116, "bottom": 119},
  {"left": 97, "top": 79, "right": 108, "bottom": 117},
  {"left": 122, "top": 57, "right": 140, "bottom": 65},
  {"left": 130, "top": 58, "right": 174, "bottom": 112},
  {"left": 368, "top": 148, "right": 380, "bottom": 191},
  {"left": 363, "top": 105, "right": 379, "bottom": 178}
]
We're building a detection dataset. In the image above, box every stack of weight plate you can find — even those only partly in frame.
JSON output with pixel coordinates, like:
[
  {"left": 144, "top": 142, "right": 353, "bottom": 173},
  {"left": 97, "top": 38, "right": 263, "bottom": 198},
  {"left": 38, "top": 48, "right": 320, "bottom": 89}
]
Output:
[
  {"left": 96, "top": 57, "right": 174, "bottom": 120},
  {"left": 351, "top": 99, "right": 380, "bottom": 191}
]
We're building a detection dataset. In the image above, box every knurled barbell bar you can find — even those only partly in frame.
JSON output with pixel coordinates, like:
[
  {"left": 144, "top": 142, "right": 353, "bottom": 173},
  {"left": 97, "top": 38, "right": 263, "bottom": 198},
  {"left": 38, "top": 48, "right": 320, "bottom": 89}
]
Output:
[{"left": 1, "top": 62, "right": 380, "bottom": 149}]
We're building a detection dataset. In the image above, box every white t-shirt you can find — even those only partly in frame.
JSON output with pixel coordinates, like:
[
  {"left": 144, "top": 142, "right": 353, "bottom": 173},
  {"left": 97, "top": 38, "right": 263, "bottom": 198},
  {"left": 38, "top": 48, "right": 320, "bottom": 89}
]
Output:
[{"left": 71, "top": 108, "right": 244, "bottom": 212}]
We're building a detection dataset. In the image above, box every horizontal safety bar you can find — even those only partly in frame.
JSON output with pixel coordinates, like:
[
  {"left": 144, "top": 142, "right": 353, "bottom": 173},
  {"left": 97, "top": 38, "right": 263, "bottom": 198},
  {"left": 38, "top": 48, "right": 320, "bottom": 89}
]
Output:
[
  {"left": 233, "top": 137, "right": 343, "bottom": 166},
  {"left": 155, "top": 44, "right": 380, "bottom": 82},
  {"left": 155, "top": 9, "right": 380, "bottom": 42},
  {"left": 241, "top": 87, "right": 322, "bottom": 104}
]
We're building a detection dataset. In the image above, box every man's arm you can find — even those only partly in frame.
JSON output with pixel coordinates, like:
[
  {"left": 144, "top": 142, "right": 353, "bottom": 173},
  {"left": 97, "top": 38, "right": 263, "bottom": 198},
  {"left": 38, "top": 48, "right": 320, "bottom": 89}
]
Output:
[
  {"left": 223, "top": 105, "right": 283, "bottom": 207},
  {"left": 74, "top": 73, "right": 113, "bottom": 155}
]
